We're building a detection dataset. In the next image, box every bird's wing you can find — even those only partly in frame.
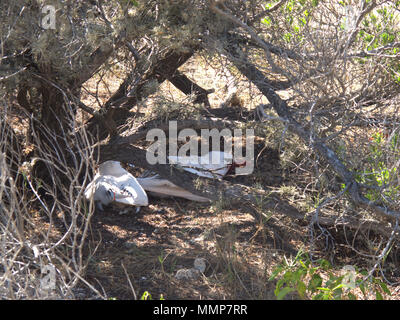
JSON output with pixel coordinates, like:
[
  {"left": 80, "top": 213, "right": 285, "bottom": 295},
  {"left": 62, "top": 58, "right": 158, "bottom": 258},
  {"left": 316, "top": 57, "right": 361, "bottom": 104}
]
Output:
[
  {"left": 113, "top": 174, "right": 149, "bottom": 206},
  {"left": 168, "top": 154, "right": 200, "bottom": 166},
  {"left": 84, "top": 173, "right": 102, "bottom": 200},
  {"left": 98, "top": 160, "right": 128, "bottom": 177},
  {"left": 84, "top": 181, "right": 96, "bottom": 200},
  {"left": 178, "top": 164, "right": 228, "bottom": 179},
  {"left": 168, "top": 153, "right": 230, "bottom": 179},
  {"left": 137, "top": 176, "right": 210, "bottom": 202}
]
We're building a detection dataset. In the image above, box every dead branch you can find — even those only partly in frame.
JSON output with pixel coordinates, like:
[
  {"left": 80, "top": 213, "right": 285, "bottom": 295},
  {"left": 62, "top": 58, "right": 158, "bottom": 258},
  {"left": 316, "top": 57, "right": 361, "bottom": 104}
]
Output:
[{"left": 224, "top": 42, "right": 400, "bottom": 221}]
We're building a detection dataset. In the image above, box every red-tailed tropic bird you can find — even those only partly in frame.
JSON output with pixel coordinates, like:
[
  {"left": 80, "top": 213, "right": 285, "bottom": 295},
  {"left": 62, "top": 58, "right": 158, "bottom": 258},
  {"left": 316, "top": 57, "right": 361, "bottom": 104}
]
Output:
[{"left": 84, "top": 160, "right": 148, "bottom": 211}]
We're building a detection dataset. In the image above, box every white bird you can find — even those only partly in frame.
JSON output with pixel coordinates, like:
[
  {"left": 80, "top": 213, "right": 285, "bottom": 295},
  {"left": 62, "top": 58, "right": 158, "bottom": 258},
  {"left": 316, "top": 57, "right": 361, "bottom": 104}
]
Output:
[
  {"left": 137, "top": 171, "right": 211, "bottom": 202},
  {"left": 84, "top": 160, "right": 148, "bottom": 211},
  {"left": 167, "top": 151, "right": 246, "bottom": 179}
]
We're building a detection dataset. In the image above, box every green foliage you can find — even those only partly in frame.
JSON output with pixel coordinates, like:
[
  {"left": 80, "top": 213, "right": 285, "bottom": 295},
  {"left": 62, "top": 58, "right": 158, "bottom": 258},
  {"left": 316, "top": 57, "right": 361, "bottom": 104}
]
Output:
[
  {"left": 355, "top": 5, "right": 400, "bottom": 83},
  {"left": 269, "top": 250, "right": 392, "bottom": 300},
  {"left": 339, "top": 131, "right": 400, "bottom": 203},
  {"left": 357, "top": 131, "right": 399, "bottom": 202},
  {"left": 140, "top": 291, "right": 152, "bottom": 300},
  {"left": 359, "top": 8, "right": 397, "bottom": 50},
  {"left": 261, "top": 0, "right": 320, "bottom": 43},
  {"left": 140, "top": 291, "right": 165, "bottom": 300}
]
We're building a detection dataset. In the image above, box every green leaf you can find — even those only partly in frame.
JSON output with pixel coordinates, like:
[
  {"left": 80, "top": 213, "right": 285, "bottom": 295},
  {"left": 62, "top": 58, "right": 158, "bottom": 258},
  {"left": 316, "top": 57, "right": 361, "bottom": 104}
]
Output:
[
  {"left": 360, "top": 270, "right": 368, "bottom": 276},
  {"left": 332, "top": 283, "right": 345, "bottom": 291},
  {"left": 277, "top": 287, "right": 294, "bottom": 300},
  {"left": 333, "top": 287, "right": 344, "bottom": 300},
  {"left": 312, "top": 292, "right": 324, "bottom": 300},
  {"left": 269, "top": 266, "right": 284, "bottom": 281},
  {"left": 318, "top": 259, "right": 331, "bottom": 270},
  {"left": 141, "top": 291, "right": 152, "bottom": 300},
  {"left": 347, "top": 293, "right": 357, "bottom": 300},
  {"left": 309, "top": 267, "right": 318, "bottom": 276},
  {"left": 311, "top": 0, "right": 319, "bottom": 7},
  {"left": 262, "top": 16, "right": 272, "bottom": 26},
  {"left": 276, "top": 278, "right": 286, "bottom": 291},
  {"left": 359, "top": 283, "right": 366, "bottom": 296},
  {"left": 308, "top": 274, "right": 323, "bottom": 292},
  {"left": 299, "top": 259, "right": 307, "bottom": 269},
  {"left": 379, "top": 281, "right": 392, "bottom": 296},
  {"left": 283, "top": 33, "right": 292, "bottom": 42},
  {"left": 297, "top": 281, "right": 307, "bottom": 299},
  {"left": 376, "top": 290, "right": 383, "bottom": 300},
  {"left": 283, "top": 270, "right": 294, "bottom": 281},
  {"left": 317, "top": 287, "right": 331, "bottom": 292}
]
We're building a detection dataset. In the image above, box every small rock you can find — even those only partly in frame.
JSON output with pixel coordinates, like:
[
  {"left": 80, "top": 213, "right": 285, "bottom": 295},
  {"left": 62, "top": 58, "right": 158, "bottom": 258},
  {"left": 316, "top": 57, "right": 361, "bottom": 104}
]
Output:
[
  {"left": 193, "top": 258, "right": 206, "bottom": 273},
  {"left": 175, "top": 268, "right": 201, "bottom": 281}
]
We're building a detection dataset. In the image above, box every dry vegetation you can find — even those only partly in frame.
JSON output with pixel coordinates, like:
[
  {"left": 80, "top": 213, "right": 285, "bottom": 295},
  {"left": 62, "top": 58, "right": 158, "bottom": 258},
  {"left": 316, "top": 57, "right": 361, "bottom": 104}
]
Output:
[{"left": 1, "top": 0, "right": 400, "bottom": 300}]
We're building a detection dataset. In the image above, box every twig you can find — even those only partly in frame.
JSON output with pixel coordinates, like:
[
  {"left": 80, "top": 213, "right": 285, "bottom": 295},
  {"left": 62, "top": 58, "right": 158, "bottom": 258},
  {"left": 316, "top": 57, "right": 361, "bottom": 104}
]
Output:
[
  {"left": 364, "top": 218, "right": 399, "bottom": 282},
  {"left": 121, "top": 262, "right": 137, "bottom": 300}
]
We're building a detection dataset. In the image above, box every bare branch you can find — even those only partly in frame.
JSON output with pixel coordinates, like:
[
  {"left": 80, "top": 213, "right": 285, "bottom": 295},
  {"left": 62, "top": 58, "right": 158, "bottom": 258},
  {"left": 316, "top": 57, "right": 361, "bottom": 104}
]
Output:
[{"left": 225, "top": 44, "right": 400, "bottom": 221}]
